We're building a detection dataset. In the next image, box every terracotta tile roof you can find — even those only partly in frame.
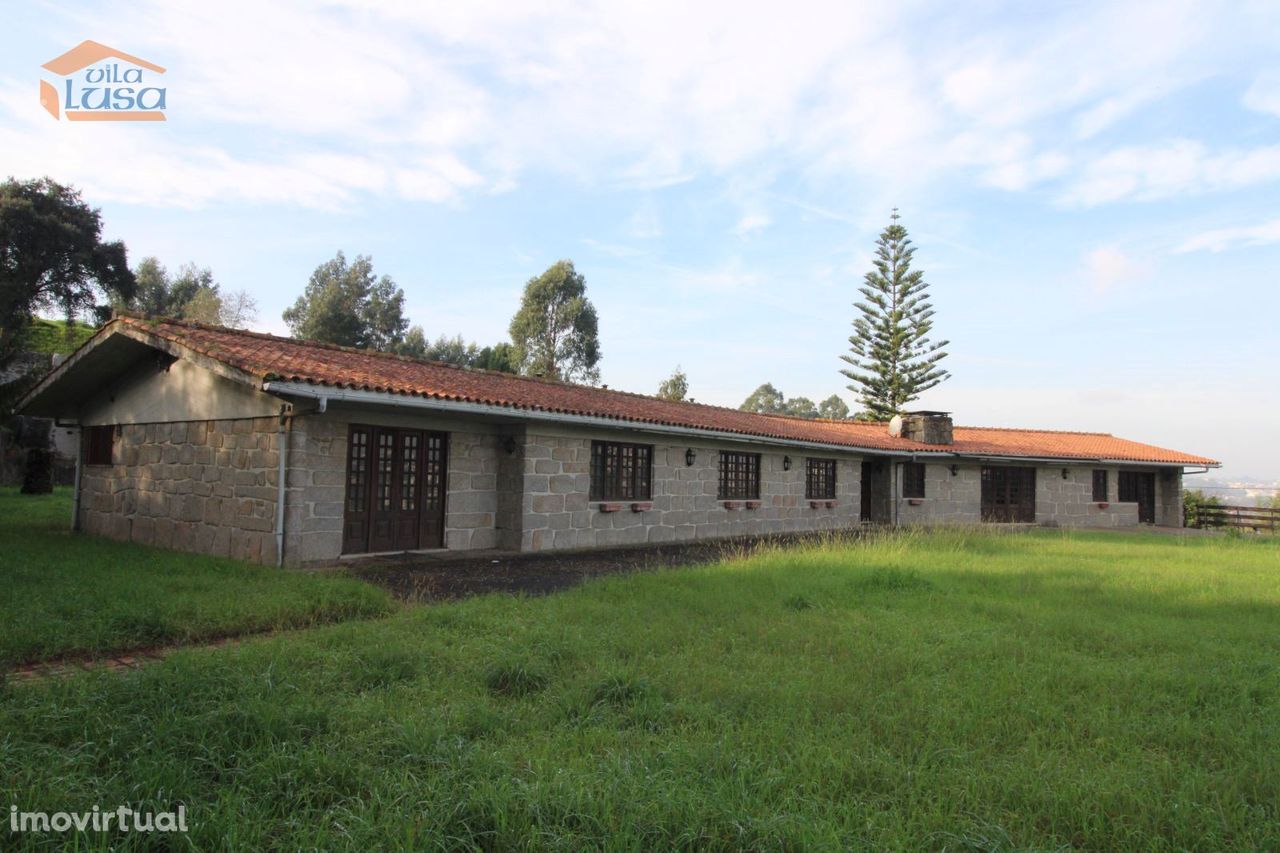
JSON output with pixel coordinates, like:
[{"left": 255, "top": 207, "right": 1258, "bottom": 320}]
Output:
[{"left": 107, "top": 317, "right": 1218, "bottom": 466}]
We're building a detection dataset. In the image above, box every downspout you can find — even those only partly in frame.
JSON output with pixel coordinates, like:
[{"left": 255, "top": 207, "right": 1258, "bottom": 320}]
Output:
[
  {"left": 275, "top": 406, "right": 290, "bottom": 567},
  {"left": 71, "top": 432, "right": 82, "bottom": 532}
]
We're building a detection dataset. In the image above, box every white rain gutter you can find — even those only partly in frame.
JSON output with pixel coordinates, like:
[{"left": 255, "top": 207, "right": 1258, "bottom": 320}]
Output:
[
  {"left": 275, "top": 406, "right": 289, "bottom": 567},
  {"left": 260, "top": 381, "right": 925, "bottom": 458},
  {"left": 259, "top": 382, "right": 1221, "bottom": 470}
]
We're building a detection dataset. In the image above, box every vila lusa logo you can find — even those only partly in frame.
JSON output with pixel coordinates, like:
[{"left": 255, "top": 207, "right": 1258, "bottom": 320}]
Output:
[{"left": 40, "top": 40, "right": 167, "bottom": 121}]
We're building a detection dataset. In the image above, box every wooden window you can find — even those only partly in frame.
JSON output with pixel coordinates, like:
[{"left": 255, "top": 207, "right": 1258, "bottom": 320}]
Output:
[
  {"left": 902, "top": 461, "right": 926, "bottom": 499},
  {"left": 718, "top": 451, "right": 761, "bottom": 500},
  {"left": 1092, "top": 469, "right": 1108, "bottom": 502},
  {"left": 84, "top": 425, "right": 114, "bottom": 466},
  {"left": 806, "top": 458, "right": 837, "bottom": 500},
  {"left": 590, "top": 441, "right": 653, "bottom": 502},
  {"left": 981, "top": 466, "right": 1037, "bottom": 523}
]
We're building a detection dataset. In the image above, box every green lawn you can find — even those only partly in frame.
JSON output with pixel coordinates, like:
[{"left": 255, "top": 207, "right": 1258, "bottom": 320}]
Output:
[
  {"left": 0, "top": 488, "right": 394, "bottom": 667},
  {"left": 2, "top": 527, "right": 1277, "bottom": 849}
]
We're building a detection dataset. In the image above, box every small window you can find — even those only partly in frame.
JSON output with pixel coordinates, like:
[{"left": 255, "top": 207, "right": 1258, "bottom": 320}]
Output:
[
  {"left": 902, "top": 462, "right": 926, "bottom": 499},
  {"left": 84, "top": 425, "right": 114, "bottom": 466},
  {"left": 718, "top": 451, "right": 761, "bottom": 500},
  {"left": 590, "top": 441, "right": 653, "bottom": 502},
  {"left": 1092, "top": 469, "right": 1108, "bottom": 502},
  {"left": 806, "top": 458, "right": 837, "bottom": 500}
]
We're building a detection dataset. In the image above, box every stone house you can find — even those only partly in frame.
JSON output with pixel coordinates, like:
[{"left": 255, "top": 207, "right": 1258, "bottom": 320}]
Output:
[{"left": 18, "top": 317, "right": 1218, "bottom": 566}]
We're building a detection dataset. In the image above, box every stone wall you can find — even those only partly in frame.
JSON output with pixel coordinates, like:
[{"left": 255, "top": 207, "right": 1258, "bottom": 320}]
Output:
[
  {"left": 280, "top": 416, "right": 345, "bottom": 564},
  {"left": 1036, "top": 465, "right": 1138, "bottom": 528},
  {"left": 79, "top": 417, "right": 283, "bottom": 563},
  {"left": 517, "top": 431, "right": 864, "bottom": 552},
  {"left": 1157, "top": 468, "right": 1183, "bottom": 527},
  {"left": 443, "top": 430, "right": 502, "bottom": 551},
  {"left": 896, "top": 461, "right": 983, "bottom": 525}
]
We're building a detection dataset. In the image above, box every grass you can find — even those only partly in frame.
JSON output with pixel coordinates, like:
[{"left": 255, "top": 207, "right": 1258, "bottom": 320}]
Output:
[
  {"left": 2, "top": 526, "right": 1277, "bottom": 849},
  {"left": 21, "top": 317, "right": 96, "bottom": 356},
  {"left": 0, "top": 488, "right": 395, "bottom": 667}
]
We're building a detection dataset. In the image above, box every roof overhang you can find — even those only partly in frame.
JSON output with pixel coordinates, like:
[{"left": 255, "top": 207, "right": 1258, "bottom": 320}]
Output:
[
  {"left": 15, "top": 320, "right": 263, "bottom": 419},
  {"left": 262, "top": 381, "right": 1218, "bottom": 468}
]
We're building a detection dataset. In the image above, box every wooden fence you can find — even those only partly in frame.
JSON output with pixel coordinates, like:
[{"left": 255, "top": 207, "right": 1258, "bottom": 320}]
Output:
[{"left": 1187, "top": 504, "right": 1280, "bottom": 533}]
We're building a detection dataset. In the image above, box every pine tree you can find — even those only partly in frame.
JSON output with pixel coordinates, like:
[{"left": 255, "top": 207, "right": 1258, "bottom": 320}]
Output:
[{"left": 840, "top": 211, "right": 949, "bottom": 420}]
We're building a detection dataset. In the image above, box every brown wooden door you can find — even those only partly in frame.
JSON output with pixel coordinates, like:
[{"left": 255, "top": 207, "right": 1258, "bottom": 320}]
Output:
[
  {"left": 981, "top": 466, "right": 1036, "bottom": 523},
  {"left": 343, "top": 426, "right": 447, "bottom": 554},
  {"left": 1119, "top": 471, "right": 1156, "bottom": 523},
  {"left": 860, "top": 460, "right": 878, "bottom": 521}
]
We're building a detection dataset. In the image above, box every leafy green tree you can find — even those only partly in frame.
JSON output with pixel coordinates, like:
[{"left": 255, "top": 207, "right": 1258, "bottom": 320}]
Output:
[
  {"left": 283, "top": 252, "right": 408, "bottom": 349},
  {"left": 1183, "top": 489, "right": 1224, "bottom": 528},
  {"left": 840, "top": 210, "right": 949, "bottom": 420},
  {"left": 508, "top": 260, "right": 601, "bottom": 383},
  {"left": 474, "top": 342, "right": 517, "bottom": 373},
  {"left": 657, "top": 366, "right": 689, "bottom": 401},
  {"left": 817, "top": 394, "right": 850, "bottom": 420},
  {"left": 740, "top": 382, "right": 786, "bottom": 414},
  {"left": 784, "top": 396, "right": 818, "bottom": 419},
  {"left": 0, "top": 177, "right": 135, "bottom": 368}
]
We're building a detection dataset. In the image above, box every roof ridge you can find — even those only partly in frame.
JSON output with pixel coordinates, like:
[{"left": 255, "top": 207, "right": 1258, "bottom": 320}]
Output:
[
  {"left": 119, "top": 314, "right": 813, "bottom": 421},
  {"left": 955, "top": 424, "right": 1114, "bottom": 437}
]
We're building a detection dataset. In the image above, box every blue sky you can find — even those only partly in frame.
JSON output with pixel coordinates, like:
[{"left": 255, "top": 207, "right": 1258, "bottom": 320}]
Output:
[{"left": 3, "top": 1, "right": 1278, "bottom": 481}]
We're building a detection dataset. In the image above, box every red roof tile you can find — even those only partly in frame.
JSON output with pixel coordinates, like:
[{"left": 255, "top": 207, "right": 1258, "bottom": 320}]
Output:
[{"left": 101, "top": 317, "right": 1218, "bottom": 466}]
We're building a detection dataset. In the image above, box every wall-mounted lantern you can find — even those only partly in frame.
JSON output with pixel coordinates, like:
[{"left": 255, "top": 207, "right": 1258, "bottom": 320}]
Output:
[
  {"left": 950, "top": 464, "right": 959, "bottom": 476},
  {"left": 782, "top": 455, "right": 792, "bottom": 471},
  {"left": 685, "top": 448, "right": 697, "bottom": 467},
  {"left": 503, "top": 436, "right": 518, "bottom": 456}
]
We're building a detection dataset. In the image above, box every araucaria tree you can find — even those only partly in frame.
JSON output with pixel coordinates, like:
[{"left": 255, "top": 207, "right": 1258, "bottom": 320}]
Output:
[
  {"left": 508, "top": 260, "right": 601, "bottom": 383},
  {"left": 840, "top": 211, "right": 949, "bottom": 420}
]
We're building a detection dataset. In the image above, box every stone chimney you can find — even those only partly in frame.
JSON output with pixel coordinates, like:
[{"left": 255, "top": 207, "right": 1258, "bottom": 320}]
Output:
[{"left": 901, "top": 411, "right": 953, "bottom": 445}]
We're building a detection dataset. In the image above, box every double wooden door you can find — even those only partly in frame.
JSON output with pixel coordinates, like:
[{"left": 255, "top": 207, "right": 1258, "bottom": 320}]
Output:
[
  {"left": 343, "top": 426, "right": 447, "bottom": 554},
  {"left": 981, "top": 466, "right": 1037, "bottom": 523},
  {"left": 1118, "top": 471, "right": 1156, "bottom": 524}
]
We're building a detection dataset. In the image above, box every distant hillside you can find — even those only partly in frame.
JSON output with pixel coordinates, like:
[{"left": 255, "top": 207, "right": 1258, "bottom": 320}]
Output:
[{"left": 22, "top": 318, "right": 96, "bottom": 356}]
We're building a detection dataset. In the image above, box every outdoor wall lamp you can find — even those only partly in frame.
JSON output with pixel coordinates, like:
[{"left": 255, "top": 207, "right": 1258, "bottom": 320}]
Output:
[
  {"left": 782, "top": 455, "right": 792, "bottom": 471},
  {"left": 503, "top": 436, "right": 518, "bottom": 456},
  {"left": 1062, "top": 468, "right": 1070, "bottom": 479},
  {"left": 685, "top": 448, "right": 697, "bottom": 467},
  {"left": 950, "top": 464, "right": 959, "bottom": 476}
]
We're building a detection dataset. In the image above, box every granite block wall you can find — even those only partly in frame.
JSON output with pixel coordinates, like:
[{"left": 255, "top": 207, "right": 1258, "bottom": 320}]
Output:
[{"left": 517, "top": 432, "right": 864, "bottom": 552}]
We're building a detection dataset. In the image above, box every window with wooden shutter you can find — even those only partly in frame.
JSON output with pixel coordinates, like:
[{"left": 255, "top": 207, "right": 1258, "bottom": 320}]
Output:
[
  {"left": 590, "top": 441, "right": 653, "bottom": 501},
  {"left": 902, "top": 462, "right": 926, "bottom": 499},
  {"left": 718, "top": 451, "right": 761, "bottom": 500},
  {"left": 84, "top": 425, "right": 115, "bottom": 466},
  {"left": 805, "top": 458, "right": 837, "bottom": 500}
]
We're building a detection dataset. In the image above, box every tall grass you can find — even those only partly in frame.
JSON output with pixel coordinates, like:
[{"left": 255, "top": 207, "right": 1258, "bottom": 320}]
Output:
[
  {"left": 0, "top": 488, "right": 395, "bottom": 667},
  {"left": 2, "top": 527, "right": 1277, "bottom": 849}
]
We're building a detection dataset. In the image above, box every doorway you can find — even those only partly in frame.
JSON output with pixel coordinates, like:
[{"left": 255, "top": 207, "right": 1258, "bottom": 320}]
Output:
[
  {"left": 1118, "top": 471, "right": 1156, "bottom": 524},
  {"left": 342, "top": 425, "right": 447, "bottom": 554},
  {"left": 980, "top": 466, "right": 1037, "bottom": 523}
]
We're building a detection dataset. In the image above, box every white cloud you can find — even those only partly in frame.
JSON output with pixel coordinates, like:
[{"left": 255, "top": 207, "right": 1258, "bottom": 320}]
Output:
[
  {"left": 732, "top": 212, "right": 772, "bottom": 237},
  {"left": 1175, "top": 218, "right": 1280, "bottom": 253},
  {"left": 1060, "top": 141, "right": 1280, "bottom": 206},
  {"left": 4, "top": 0, "right": 1274, "bottom": 210},
  {"left": 1081, "top": 247, "right": 1148, "bottom": 294},
  {"left": 1243, "top": 71, "right": 1280, "bottom": 117}
]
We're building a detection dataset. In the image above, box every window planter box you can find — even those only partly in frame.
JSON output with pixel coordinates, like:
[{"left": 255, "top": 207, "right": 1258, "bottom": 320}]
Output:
[
  {"left": 722, "top": 500, "right": 742, "bottom": 510},
  {"left": 744, "top": 500, "right": 762, "bottom": 510},
  {"left": 907, "top": 498, "right": 924, "bottom": 506},
  {"left": 809, "top": 500, "right": 825, "bottom": 509},
  {"left": 826, "top": 500, "right": 838, "bottom": 509},
  {"left": 597, "top": 502, "right": 623, "bottom": 513},
  {"left": 1096, "top": 501, "right": 1109, "bottom": 509},
  {"left": 630, "top": 502, "right": 653, "bottom": 512}
]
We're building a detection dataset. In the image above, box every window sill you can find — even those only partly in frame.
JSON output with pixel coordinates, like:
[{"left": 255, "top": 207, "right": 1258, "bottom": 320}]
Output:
[{"left": 906, "top": 498, "right": 925, "bottom": 506}]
